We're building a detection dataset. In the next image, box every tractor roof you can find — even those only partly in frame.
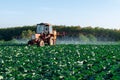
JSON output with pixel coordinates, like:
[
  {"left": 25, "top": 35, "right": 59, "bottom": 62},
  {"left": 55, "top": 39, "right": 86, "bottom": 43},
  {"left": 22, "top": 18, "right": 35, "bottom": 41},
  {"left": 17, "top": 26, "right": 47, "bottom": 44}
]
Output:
[{"left": 38, "top": 23, "right": 51, "bottom": 26}]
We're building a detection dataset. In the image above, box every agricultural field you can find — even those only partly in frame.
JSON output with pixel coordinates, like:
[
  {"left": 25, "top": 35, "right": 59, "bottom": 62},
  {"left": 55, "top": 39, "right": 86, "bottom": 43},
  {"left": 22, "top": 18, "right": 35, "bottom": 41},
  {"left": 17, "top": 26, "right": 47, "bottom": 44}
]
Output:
[{"left": 0, "top": 44, "right": 120, "bottom": 80}]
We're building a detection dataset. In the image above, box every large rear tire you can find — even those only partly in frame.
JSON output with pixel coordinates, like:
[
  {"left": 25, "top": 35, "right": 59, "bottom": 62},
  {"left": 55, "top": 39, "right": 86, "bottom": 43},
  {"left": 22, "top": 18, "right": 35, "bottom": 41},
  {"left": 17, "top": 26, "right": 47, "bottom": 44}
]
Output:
[
  {"left": 38, "top": 40, "right": 45, "bottom": 47},
  {"left": 49, "top": 37, "right": 54, "bottom": 45}
]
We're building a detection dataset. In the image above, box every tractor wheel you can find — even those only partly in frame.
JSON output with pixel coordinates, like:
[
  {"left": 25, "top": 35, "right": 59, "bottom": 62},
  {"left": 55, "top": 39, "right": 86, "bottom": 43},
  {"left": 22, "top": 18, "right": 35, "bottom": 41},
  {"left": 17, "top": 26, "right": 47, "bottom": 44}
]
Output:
[
  {"left": 38, "top": 40, "right": 45, "bottom": 47},
  {"left": 49, "top": 37, "right": 54, "bottom": 45},
  {"left": 28, "top": 40, "right": 34, "bottom": 45}
]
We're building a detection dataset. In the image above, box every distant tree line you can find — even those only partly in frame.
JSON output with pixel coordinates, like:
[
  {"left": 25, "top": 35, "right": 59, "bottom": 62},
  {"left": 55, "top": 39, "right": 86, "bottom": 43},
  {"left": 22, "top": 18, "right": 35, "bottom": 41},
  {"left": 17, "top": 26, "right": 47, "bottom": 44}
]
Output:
[
  {"left": 0, "top": 26, "right": 36, "bottom": 41},
  {"left": 0, "top": 25, "right": 120, "bottom": 41}
]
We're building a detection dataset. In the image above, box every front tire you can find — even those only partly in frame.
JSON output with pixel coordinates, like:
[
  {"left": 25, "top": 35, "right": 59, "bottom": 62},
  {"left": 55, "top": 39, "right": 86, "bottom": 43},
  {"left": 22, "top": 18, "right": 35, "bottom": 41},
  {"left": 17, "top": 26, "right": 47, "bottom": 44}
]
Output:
[{"left": 28, "top": 40, "right": 34, "bottom": 45}]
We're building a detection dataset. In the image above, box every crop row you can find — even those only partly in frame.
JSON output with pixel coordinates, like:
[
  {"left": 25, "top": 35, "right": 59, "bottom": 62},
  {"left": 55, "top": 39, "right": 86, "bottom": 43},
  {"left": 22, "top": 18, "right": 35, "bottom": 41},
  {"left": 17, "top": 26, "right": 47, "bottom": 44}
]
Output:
[{"left": 0, "top": 44, "right": 120, "bottom": 80}]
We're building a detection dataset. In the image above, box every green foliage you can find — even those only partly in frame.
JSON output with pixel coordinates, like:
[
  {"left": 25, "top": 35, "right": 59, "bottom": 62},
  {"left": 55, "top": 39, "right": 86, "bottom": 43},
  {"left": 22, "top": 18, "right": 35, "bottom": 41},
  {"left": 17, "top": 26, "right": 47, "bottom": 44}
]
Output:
[
  {"left": 0, "top": 44, "right": 120, "bottom": 79},
  {"left": 79, "top": 34, "right": 89, "bottom": 42},
  {"left": 87, "top": 34, "right": 97, "bottom": 42},
  {"left": 21, "top": 30, "right": 35, "bottom": 39}
]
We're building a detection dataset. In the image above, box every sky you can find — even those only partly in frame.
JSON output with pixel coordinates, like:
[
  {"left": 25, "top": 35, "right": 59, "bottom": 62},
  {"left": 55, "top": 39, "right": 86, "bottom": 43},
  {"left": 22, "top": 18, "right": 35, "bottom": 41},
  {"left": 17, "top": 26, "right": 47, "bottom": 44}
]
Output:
[{"left": 0, "top": 0, "right": 120, "bottom": 29}]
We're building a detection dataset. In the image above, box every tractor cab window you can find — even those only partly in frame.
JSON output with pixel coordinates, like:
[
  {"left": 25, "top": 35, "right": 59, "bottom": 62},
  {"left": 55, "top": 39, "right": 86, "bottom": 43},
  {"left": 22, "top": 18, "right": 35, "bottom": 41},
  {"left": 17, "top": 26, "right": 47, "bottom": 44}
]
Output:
[
  {"left": 44, "top": 26, "right": 49, "bottom": 34},
  {"left": 36, "top": 24, "right": 44, "bottom": 33},
  {"left": 49, "top": 26, "right": 52, "bottom": 34}
]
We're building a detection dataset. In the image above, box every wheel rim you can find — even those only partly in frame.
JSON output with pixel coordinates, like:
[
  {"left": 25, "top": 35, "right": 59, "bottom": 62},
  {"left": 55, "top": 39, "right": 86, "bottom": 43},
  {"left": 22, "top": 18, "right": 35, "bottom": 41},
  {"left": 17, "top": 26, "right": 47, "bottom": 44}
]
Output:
[
  {"left": 39, "top": 40, "right": 44, "bottom": 46},
  {"left": 50, "top": 37, "right": 54, "bottom": 45}
]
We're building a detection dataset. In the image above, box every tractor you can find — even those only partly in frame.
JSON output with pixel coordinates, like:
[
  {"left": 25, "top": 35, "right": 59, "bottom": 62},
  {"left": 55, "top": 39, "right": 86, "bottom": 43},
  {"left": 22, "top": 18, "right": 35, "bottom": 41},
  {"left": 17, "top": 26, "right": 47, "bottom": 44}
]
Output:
[{"left": 28, "top": 23, "right": 57, "bottom": 46}]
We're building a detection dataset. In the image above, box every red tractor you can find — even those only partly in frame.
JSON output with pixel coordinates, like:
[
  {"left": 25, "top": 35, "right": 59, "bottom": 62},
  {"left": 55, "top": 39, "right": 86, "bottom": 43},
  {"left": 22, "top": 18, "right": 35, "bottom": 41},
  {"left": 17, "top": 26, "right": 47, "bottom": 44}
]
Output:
[{"left": 28, "top": 23, "right": 57, "bottom": 46}]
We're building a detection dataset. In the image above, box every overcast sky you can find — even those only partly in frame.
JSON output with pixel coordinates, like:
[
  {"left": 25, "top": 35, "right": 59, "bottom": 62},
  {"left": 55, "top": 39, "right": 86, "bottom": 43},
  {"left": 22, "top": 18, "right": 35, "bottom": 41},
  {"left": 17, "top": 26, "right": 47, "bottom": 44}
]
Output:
[{"left": 0, "top": 0, "right": 120, "bottom": 29}]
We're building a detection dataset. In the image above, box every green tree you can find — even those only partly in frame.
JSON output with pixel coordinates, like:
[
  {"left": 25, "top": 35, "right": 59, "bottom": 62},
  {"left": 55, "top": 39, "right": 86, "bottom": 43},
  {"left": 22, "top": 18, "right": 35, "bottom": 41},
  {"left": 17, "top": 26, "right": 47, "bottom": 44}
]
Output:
[
  {"left": 87, "top": 34, "right": 97, "bottom": 42},
  {"left": 21, "top": 30, "right": 35, "bottom": 39},
  {"left": 79, "top": 34, "right": 89, "bottom": 42}
]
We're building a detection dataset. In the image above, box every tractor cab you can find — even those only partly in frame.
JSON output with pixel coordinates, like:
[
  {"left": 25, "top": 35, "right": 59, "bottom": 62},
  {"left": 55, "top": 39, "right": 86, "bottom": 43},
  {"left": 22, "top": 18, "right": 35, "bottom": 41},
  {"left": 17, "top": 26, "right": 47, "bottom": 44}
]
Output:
[{"left": 36, "top": 23, "right": 52, "bottom": 34}]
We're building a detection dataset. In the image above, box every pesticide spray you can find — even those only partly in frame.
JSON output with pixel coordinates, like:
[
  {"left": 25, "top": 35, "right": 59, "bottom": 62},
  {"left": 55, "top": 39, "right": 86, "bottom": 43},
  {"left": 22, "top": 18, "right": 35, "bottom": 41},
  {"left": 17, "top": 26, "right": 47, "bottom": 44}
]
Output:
[{"left": 56, "top": 36, "right": 119, "bottom": 45}]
